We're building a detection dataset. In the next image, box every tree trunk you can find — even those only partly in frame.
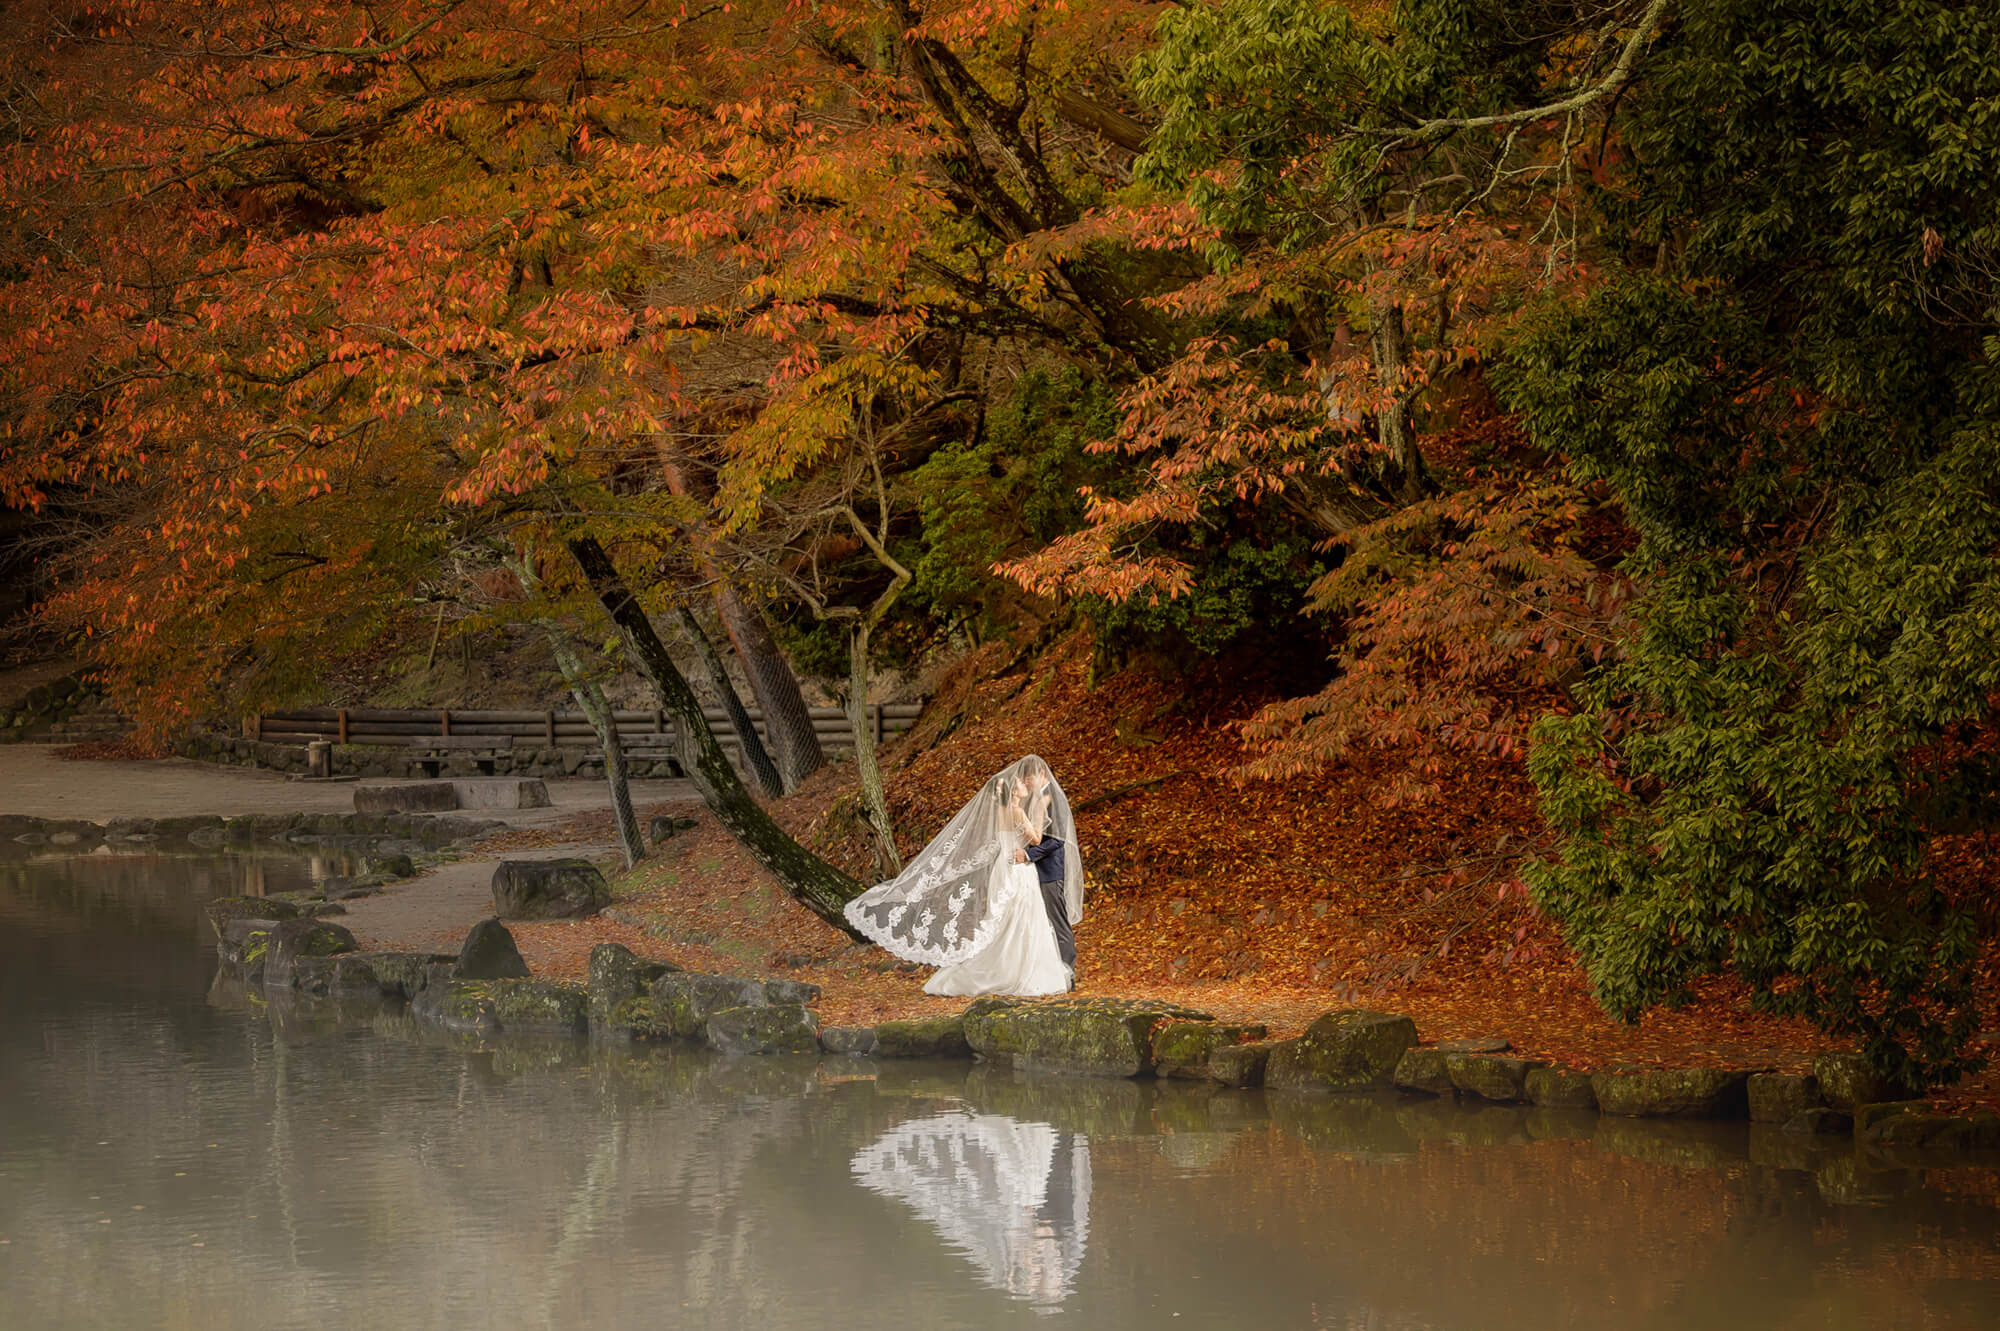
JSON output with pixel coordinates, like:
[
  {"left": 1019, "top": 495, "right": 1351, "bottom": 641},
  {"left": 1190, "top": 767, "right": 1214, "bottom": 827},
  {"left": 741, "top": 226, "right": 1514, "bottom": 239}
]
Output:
[
  {"left": 568, "top": 536, "right": 864, "bottom": 934},
  {"left": 1369, "top": 297, "right": 1426, "bottom": 503},
  {"left": 713, "top": 577, "right": 826, "bottom": 791},
  {"left": 847, "top": 616, "right": 901, "bottom": 878},
  {"left": 547, "top": 633, "right": 644, "bottom": 870},
  {"left": 674, "top": 601, "right": 783, "bottom": 798}
]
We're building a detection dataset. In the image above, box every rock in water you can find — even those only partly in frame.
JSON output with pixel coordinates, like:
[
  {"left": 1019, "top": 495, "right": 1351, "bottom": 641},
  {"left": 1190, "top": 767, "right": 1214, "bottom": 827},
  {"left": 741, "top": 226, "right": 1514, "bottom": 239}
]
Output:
[
  {"left": 487, "top": 979, "right": 590, "bottom": 1036},
  {"left": 1207, "top": 1042, "right": 1273, "bottom": 1088},
  {"left": 1812, "top": 1051, "right": 1903, "bottom": 1111},
  {"left": 261, "top": 918, "right": 359, "bottom": 988},
  {"left": 820, "top": 1025, "right": 878, "bottom": 1056},
  {"left": 454, "top": 918, "right": 531, "bottom": 980},
  {"left": 491, "top": 859, "right": 611, "bottom": 920},
  {"left": 963, "top": 997, "right": 1213, "bottom": 1078},
  {"left": 1393, "top": 1047, "right": 1455, "bottom": 1096},
  {"left": 873, "top": 1016, "right": 971, "bottom": 1059},
  {"left": 1152, "top": 1021, "right": 1267, "bottom": 1080},
  {"left": 705, "top": 1004, "right": 819, "bottom": 1055},
  {"left": 1525, "top": 1067, "right": 1598, "bottom": 1110},
  {"left": 1591, "top": 1066, "right": 1756, "bottom": 1118},
  {"left": 1264, "top": 1011, "right": 1419, "bottom": 1093},
  {"left": 203, "top": 895, "right": 301, "bottom": 938},
  {"left": 649, "top": 973, "right": 770, "bottom": 1039},
  {"left": 1446, "top": 1054, "right": 1548, "bottom": 1103},
  {"left": 1748, "top": 1073, "right": 1824, "bottom": 1123},
  {"left": 584, "top": 931, "right": 680, "bottom": 1023}
]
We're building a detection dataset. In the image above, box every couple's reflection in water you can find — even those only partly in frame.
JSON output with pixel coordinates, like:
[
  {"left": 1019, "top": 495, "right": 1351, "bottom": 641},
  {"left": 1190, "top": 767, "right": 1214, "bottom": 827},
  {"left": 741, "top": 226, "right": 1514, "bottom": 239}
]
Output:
[{"left": 852, "top": 1110, "right": 1091, "bottom": 1310}]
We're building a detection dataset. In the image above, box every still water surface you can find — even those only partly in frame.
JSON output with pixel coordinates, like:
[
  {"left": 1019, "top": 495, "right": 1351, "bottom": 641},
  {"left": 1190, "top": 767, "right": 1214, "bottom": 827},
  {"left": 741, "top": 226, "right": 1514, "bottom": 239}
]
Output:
[{"left": 2, "top": 850, "right": 1998, "bottom": 1330}]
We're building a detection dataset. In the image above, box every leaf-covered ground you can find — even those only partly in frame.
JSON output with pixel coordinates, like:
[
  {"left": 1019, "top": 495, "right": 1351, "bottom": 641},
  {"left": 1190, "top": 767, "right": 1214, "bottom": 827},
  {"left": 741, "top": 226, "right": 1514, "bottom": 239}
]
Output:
[{"left": 456, "top": 631, "right": 2000, "bottom": 1111}]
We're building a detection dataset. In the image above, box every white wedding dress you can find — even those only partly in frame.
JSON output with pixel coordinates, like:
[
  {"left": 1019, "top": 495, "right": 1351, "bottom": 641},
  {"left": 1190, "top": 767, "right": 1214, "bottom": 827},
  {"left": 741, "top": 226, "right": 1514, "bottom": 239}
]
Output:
[
  {"left": 922, "top": 860, "right": 1072, "bottom": 997},
  {"left": 844, "top": 755, "right": 1083, "bottom": 998}
]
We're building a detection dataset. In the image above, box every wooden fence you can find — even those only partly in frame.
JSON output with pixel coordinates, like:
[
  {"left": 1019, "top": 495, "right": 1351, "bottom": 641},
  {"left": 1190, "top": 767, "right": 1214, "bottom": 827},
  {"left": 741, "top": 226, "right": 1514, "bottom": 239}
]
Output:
[{"left": 249, "top": 702, "right": 922, "bottom": 758}]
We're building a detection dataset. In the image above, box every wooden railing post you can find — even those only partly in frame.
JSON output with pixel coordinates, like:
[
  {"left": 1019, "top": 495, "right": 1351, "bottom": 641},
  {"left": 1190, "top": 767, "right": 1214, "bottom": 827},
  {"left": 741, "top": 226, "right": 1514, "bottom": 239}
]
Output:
[
  {"left": 439, "top": 708, "right": 451, "bottom": 738},
  {"left": 337, "top": 709, "right": 349, "bottom": 745}
]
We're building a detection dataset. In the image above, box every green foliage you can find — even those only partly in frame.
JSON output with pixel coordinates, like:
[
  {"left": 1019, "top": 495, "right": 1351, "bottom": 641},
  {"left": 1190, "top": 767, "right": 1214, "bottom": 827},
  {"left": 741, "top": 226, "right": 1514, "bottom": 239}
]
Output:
[
  {"left": 1527, "top": 425, "right": 2000, "bottom": 1088},
  {"left": 1504, "top": 0, "right": 2000, "bottom": 1086},
  {"left": 905, "top": 369, "right": 1120, "bottom": 634},
  {"left": 1086, "top": 516, "right": 1325, "bottom": 660}
]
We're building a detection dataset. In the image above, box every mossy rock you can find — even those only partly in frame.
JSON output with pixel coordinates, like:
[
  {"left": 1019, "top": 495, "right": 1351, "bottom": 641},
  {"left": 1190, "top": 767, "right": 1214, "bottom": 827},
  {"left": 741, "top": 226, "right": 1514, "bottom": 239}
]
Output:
[
  {"left": 1207, "top": 1042, "right": 1272, "bottom": 1088},
  {"left": 1590, "top": 1066, "right": 1756, "bottom": 1118},
  {"left": 704, "top": 1003, "right": 819, "bottom": 1055},
  {"left": 1264, "top": 1011, "right": 1418, "bottom": 1094},
  {"left": 486, "top": 979, "right": 589, "bottom": 1035},
  {"left": 1747, "top": 1073, "right": 1824, "bottom": 1123},
  {"left": 416, "top": 979, "right": 500, "bottom": 1035},
  {"left": 820, "top": 1025, "right": 878, "bottom": 1056},
  {"left": 217, "top": 916, "right": 281, "bottom": 972},
  {"left": 873, "top": 1015, "right": 971, "bottom": 1059},
  {"left": 203, "top": 895, "right": 302, "bottom": 939},
  {"left": 1392, "top": 1046, "right": 1454, "bottom": 1096},
  {"left": 602, "top": 994, "right": 673, "bottom": 1041},
  {"left": 261, "top": 917, "right": 358, "bottom": 988},
  {"left": 586, "top": 943, "right": 678, "bottom": 1029},
  {"left": 1152, "top": 1021, "right": 1266, "bottom": 1079},
  {"left": 1812, "top": 1051, "right": 1906, "bottom": 1111},
  {"left": 649, "top": 972, "right": 769, "bottom": 1039},
  {"left": 1446, "top": 1053, "right": 1547, "bottom": 1103},
  {"left": 960, "top": 996, "right": 1026, "bottom": 1050},
  {"left": 1525, "top": 1067, "right": 1598, "bottom": 1111},
  {"left": 965, "top": 997, "right": 1213, "bottom": 1078}
]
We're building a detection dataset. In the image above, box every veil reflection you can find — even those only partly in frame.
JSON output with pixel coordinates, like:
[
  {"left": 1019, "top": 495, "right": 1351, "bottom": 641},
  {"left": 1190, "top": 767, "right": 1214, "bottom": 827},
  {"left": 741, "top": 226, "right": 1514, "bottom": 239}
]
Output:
[{"left": 851, "top": 1111, "right": 1090, "bottom": 1308}]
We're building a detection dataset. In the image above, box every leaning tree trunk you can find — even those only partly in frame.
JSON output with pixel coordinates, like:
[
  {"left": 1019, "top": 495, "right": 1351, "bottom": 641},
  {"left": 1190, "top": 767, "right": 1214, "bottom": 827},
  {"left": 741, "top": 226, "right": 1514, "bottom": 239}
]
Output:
[
  {"left": 847, "top": 614, "right": 901, "bottom": 879},
  {"left": 1368, "top": 296, "right": 1426, "bottom": 504},
  {"left": 568, "top": 536, "right": 864, "bottom": 934},
  {"left": 713, "top": 577, "right": 826, "bottom": 791},
  {"left": 674, "top": 601, "right": 783, "bottom": 798},
  {"left": 548, "top": 634, "right": 645, "bottom": 869}
]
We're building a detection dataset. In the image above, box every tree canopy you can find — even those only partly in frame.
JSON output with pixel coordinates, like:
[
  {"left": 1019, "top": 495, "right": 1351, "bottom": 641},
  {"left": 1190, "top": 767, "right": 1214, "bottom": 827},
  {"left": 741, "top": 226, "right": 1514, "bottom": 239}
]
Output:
[{"left": 5, "top": 0, "right": 1997, "bottom": 1084}]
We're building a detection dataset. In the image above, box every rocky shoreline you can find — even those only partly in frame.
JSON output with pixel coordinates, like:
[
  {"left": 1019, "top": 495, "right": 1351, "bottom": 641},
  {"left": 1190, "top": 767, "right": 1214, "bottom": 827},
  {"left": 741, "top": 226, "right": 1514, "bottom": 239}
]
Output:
[{"left": 203, "top": 896, "right": 2000, "bottom": 1163}]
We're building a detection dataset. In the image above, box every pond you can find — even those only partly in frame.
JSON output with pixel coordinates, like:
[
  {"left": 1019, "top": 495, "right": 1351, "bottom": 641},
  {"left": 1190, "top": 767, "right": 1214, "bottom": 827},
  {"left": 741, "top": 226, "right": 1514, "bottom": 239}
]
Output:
[{"left": 2, "top": 851, "right": 1997, "bottom": 1330}]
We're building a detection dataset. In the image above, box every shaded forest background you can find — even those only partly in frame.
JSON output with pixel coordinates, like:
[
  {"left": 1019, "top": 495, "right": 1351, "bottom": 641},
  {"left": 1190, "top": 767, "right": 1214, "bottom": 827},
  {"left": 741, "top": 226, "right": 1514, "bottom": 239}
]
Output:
[{"left": 4, "top": 0, "right": 2000, "bottom": 1086}]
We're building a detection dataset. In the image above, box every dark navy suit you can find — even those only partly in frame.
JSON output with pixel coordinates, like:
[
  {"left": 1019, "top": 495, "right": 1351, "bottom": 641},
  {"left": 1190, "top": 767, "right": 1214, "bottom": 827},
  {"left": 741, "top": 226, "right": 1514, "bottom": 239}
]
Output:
[{"left": 1022, "top": 836, "right": 1075, "bottom": 970}]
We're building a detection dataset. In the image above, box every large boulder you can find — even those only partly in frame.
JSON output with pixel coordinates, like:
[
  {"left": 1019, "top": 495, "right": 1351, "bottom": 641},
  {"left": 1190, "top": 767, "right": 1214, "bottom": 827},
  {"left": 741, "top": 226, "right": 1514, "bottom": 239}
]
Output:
[
  {"left": 349, "top": 951, "right": 454, "bottom": 999},
  {"left": 763, "top": 979, "right": 822, "bottom": 1005},
  {"left": 413, "top": 979, "right": 500, "bottom": 1035},
  {"left": 1265, "top": 1011, "right": 1419, "bottom": 1094},
  {"left": 1446, "top": 1054, "right": 1547, "bottom": 1103},
  {"left": 1812, "top": 1051, "right": 1904, "bottom": 1111},
  {"left": 964, "top": 997, "right": 1214, "bottom": 1078},
  {"left": 586, "top": 943, "right": 678, "bottom": 1031},
  {"left": 487, "top": 979, "right": 590, "bottom": 1036},
  {"left": 873, "top": 1015, "right": 971, "bottom": 1059},
  {"left": 1152, "top": 1022, "right": 1267, "bottom": 1079},
  {"left": 261, "top": 918, "right": 358, "bottom": 988},
  {"left": 1207, "top": 1042, "right": 1272, "bottom": 1088},
  {"left": 203, "top": 895, "right": 301, "bottom": 938},
  {"left": 454, "top": 918, "right": 531, "bottom": 980},
  {"left": 218, "top": 917, "right": 280, "bottom": 976},
  {"left": 1590, "top": 1066, "right": 1755, "bottom": 1118},
  {"left": 450, "top": 779, "right": 552, "bottom": 810},
  {"left": 649, "top": 972, "right": 770, "bottom": 1039},
  {"left": 491, "top": 858, "right": 611, "bottom": 920},
  {"left": 1393, "top": 1047, "right": 1455, "bottom": 1096},
  {"left": 1525, "top": 1067, "right": 1598, "bottom": 1111},
  {"left": 705, "top": 1004, "right": 819, "bottom": 1055},
  {"left": 821, "top": 1025, "right": 879, "bottom": 1056},
  {"left": 1748, "top": 1073, "right": 1824, "bottom": 1124}
]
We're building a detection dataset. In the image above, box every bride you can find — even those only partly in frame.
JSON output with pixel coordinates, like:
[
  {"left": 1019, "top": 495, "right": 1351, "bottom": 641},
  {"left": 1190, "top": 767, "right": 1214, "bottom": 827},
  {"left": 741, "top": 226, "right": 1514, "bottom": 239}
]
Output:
[{"left": 844, "top": 755, "right": 1082, "bottom": 997}]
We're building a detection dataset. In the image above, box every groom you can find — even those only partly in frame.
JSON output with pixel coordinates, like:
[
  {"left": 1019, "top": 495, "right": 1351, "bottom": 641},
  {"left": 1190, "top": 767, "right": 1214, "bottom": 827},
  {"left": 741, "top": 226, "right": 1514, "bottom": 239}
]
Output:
[{"left": 1015, "top": 834, "right": 1076, "bottom": 977}]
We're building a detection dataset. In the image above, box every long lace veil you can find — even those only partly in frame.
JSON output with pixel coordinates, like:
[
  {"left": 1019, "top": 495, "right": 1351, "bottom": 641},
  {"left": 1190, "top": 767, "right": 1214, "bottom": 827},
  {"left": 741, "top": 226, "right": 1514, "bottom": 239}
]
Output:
[{"left": 844, "top": 755, "right": 1083, "bottom": 967}]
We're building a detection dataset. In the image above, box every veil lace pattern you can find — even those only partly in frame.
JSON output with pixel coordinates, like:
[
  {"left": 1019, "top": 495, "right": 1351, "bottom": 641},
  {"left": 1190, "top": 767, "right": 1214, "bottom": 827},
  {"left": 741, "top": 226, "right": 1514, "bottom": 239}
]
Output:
[{"left": 843, "top": 755, "right": 1082, "bottom": 968}]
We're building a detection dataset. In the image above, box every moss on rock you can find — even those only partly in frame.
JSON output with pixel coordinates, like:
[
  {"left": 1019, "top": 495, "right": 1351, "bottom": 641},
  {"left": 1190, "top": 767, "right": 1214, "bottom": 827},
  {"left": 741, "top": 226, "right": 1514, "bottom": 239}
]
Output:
[
  {"left": 1590, "top": 1066, "right": 1756, "bottom": 1118},
  {"left": 1264, "top": 1011, "right": 1418, "bottom": 1094},
  {"left": 964, "top": 997, "right": 1214, "bottom": 1078},
  {"left": 873, "top": 1016, "right": 970, "bottom": 1059}
]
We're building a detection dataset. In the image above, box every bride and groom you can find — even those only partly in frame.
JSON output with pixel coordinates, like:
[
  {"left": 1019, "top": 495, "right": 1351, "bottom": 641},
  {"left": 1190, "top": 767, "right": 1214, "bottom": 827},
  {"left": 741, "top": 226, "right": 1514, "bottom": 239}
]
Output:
[{"left": 845, "top": 755, "right": 1082, "bottom": 997}]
